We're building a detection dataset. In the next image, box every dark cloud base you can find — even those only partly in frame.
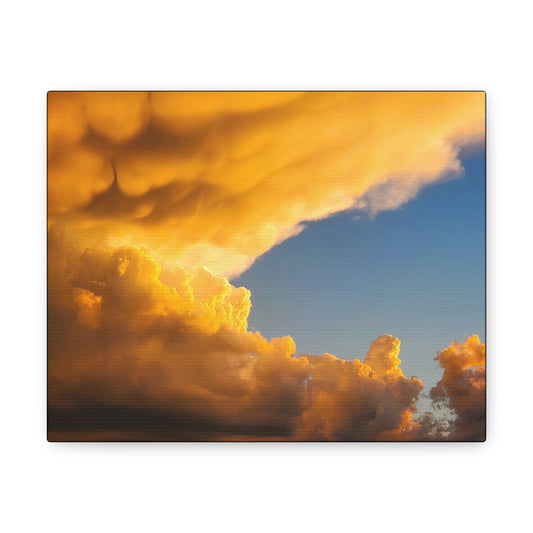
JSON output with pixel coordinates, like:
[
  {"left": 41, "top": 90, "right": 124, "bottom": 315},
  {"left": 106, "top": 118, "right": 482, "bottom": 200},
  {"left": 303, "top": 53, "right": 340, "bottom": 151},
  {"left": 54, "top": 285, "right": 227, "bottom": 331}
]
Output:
[
  {"left": 48, "top": 405, "right": 293, "bottom": 442},
  {"left": 48, "top": 407, "right": 485, "bottom": 442}
]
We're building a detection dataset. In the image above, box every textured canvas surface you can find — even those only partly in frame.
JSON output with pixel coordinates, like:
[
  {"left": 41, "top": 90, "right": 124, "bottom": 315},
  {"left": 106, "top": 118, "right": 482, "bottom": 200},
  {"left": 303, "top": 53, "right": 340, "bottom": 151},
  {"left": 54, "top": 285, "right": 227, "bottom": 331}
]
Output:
[{"left": 47, "top": 91, "right": 485, "bottom": 441}]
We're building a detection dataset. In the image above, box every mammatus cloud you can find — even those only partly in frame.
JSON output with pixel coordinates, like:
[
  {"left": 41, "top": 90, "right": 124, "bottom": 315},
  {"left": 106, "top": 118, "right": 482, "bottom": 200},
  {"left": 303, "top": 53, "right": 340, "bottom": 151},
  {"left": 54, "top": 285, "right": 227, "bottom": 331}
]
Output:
[
  {"left": 48, "top": 238, "right": 484, "bottom": 441},
  {"left": 48, "top": 91, "right": 485, "bottom": 278}
]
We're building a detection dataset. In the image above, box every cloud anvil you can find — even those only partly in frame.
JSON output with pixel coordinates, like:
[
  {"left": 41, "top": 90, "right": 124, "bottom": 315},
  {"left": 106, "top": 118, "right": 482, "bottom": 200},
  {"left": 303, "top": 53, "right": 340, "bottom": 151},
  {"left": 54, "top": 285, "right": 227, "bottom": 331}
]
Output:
[{"left": 47, "top": 91, "right": 486, "bottom": 441}]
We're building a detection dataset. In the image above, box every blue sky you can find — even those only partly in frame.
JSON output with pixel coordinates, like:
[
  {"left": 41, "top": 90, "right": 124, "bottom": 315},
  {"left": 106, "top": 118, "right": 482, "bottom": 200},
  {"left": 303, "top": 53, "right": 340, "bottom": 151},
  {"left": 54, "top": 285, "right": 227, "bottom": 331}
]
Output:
[{"left": 234, "top": 147, "right": 485, "bottom": 391}]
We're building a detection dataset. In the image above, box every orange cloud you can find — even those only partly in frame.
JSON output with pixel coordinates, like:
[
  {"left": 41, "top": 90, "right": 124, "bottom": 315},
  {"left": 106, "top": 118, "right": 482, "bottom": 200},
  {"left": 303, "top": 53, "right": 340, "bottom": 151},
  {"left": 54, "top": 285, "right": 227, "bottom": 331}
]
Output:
[
  {"left": 48, "top": 91, "right": 484, "bottom": 277},
  {"left": 48, "top": 237, "right": 428, "bottom": 441},
  {"left": 294, "top": 336, "right": 424, "bottom": 441},
  {"left": 430, "top": 335, "right": 486, "bottom": 441}
]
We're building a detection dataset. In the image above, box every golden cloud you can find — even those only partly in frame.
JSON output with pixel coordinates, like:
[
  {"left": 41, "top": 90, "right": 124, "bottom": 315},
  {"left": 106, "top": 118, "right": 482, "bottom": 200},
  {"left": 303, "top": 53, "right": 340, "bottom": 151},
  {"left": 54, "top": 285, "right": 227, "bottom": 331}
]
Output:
[
  {"left": 430, "top": 335, "right": 486, "bottom": 441},
  {"left": 48, "top": 238, "right": 429, "bottom": 441},
  {"left": 48, "top": 91, "right": 484, "bottom": 277}
]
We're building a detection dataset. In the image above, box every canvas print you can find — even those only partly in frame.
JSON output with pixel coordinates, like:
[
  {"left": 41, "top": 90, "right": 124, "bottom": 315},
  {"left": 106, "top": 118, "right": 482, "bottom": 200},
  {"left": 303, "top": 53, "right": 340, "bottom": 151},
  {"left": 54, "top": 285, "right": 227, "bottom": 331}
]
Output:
[{"left": 47, "top": 91, "right": 486, "bottom": 441}]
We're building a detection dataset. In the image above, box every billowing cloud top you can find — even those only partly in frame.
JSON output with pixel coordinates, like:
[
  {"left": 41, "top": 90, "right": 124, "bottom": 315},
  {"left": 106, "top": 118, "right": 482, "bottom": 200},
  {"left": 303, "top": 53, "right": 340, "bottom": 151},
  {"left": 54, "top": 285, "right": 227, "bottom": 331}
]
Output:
[
  {"left": 48, "top": 91, "right": 484, "bottom": 277},
  {"left": 48, "top": 242, "right": 427, "bottom": 440},
  {"left": 431, "top": 335, "right": 486, "bottom": 441}
]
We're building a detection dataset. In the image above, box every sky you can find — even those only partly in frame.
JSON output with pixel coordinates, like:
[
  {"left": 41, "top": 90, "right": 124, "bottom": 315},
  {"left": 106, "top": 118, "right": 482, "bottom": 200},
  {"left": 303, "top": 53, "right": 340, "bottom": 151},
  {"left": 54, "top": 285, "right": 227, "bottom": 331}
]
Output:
[
  {"left": 235, "top": 147, "right": 485, "bottom": 392},
  {"left": 47, "top": 91, "right": 486, "bottom": 441}
]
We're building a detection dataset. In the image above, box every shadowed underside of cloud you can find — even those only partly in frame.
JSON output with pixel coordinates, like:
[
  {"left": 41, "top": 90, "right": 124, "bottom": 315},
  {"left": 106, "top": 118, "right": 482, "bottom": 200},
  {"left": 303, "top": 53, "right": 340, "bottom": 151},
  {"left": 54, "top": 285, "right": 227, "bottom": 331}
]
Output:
[
  {"left": 48, "top": 239, "right": 485, "bottom": 441},
  {"left": 48, "top": 91, "right": 484, "bottom": 278}
]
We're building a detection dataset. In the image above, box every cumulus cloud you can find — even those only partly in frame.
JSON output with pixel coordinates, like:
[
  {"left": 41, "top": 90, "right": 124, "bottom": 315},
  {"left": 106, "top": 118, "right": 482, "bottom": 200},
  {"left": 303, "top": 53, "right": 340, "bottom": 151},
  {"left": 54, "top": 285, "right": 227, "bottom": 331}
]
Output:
[
  {"left": 294, "top": 337, "right": 424, "bottom": 441},
  {"left": 48, "top": 238, "right": 428, "bottom": 441},
  {"left": 48, "top": 91, "right": 484, "bottom": 277},
  {"left": 429, "top": 335, "right": 486, "bottom": 441},
  {"left": 48, "top": 237, "right": 485, "bottom": 441}
]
